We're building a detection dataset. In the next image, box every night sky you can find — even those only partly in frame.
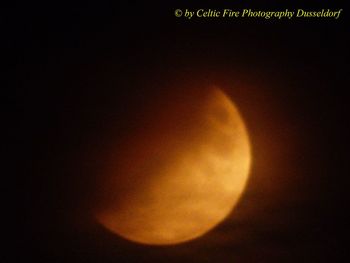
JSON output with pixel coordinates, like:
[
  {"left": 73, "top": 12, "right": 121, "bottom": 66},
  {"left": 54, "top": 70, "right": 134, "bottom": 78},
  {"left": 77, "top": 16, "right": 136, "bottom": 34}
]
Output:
[{"left": 10, "top": 1, "right": 348, "bottom": 262}]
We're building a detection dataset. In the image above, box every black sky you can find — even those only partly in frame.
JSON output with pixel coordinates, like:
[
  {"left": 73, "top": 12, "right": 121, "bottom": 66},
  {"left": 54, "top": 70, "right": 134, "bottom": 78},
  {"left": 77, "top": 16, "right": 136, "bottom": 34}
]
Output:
[{"left": 9, "top": 1, "right": 349, "bottom": 262}]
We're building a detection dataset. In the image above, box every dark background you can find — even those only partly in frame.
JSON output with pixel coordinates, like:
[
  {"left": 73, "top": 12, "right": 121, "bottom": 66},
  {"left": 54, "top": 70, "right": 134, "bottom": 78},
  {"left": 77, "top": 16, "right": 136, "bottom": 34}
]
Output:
[{"left": 8, "top": 1, "right": 348, "bottom": 262}]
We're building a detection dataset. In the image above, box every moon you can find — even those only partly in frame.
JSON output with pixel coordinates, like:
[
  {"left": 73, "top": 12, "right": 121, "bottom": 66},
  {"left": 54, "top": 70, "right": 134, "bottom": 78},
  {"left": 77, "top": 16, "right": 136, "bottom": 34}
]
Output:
[{"left": 95, "top": 87, "right": 251, "bottom": 245}]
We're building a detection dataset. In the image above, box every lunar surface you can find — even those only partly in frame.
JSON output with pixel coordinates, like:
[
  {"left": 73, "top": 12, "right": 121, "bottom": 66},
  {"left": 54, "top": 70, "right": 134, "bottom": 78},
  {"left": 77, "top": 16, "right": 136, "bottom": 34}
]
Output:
[{"left": 95, "top": 87, "right": 251, "bottom": 245}]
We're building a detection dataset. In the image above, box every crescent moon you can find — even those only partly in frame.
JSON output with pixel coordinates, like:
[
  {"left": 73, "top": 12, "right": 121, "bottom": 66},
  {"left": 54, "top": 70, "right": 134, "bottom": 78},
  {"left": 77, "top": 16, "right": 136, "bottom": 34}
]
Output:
[{"left": 95, "top": 87, "right": 251, "bottom": 245}]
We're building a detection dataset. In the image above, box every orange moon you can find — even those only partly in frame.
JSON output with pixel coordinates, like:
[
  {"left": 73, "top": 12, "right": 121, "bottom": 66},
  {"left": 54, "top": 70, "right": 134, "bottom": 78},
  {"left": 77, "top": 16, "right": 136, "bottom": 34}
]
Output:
[{"left": 95, "top": 87, "right": 251, "bottom": 245}]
